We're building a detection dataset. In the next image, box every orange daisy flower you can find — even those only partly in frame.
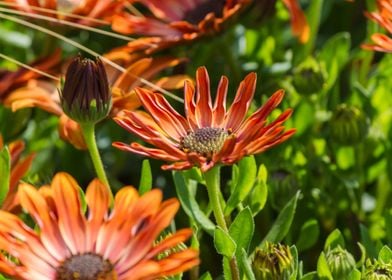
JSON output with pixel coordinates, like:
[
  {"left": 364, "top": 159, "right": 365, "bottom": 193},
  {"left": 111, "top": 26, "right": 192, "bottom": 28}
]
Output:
[
  {"left": 113, "top": 67, "right": 295, "bottom": 172},
  {"left": 111, "top": 0, "right": 251, "bottom": 53},
  {"left": 5, "top": 0, "right": 125, "bottom": 26},
  {"left": 0, "top": 136, "right": 35, "bottom": 212},
  {"left": 362, "top": 0, "right": 392, "bottom": 52},
  {"left": 0, "top": 172, "right": 199, "bottom": 279}
]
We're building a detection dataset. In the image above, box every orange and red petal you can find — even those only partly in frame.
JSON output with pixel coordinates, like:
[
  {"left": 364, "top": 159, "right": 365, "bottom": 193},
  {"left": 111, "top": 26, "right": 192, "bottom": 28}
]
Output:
[
  {"left": 194, "top": 67, "right": 213, "bottom": 127},
  {"left": 224, "top": 72, "right": 257, "bottom": 131},
  {"left": 51, "top": 173, "right": 87, "bottom": 254},
  {"left": 283, "top": 0, "right": 310, "bottom": 43}
]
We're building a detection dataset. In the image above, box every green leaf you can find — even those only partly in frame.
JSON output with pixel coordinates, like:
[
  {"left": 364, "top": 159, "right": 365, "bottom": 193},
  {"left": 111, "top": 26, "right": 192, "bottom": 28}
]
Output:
[
  {"left": 301, "top": 272, "right": 318, "bottom": 280},
  {"left": 319, "top": 32, "right": 351, "bottom": 72},
  {"left": 324, "top": 229, "right": 345, "bottom": 250},
  {"left": 214, "top": 227, "right": 237, "bottom": 258},
  {"left": 248, "top": 165, "right": 268, "bottom": 216},
  {"left": 317, "top": 252, "right": 333, "bottom": 280},
  {"left": 296, "top": 219, "right": 319, "bottom": 251},
  {"left": 229, "top": 207, "right": 254, "bottom": 254},
  {"left": 290, "top": 246, "right": 299, "bottom": 280},
  {"left": 378, "top": 245, "right": 392, "bottom": 263},
  {"left": 347, "top": 269, "right": 361, "bottom": 280},
  {"left": 139, "top": 159, "right": 152, "bottom": 194},
  {"left": 262, "top": 192, "right": 300, "bottom": 244},
  {"left": 0, "top": 147, "right": 10, "bottom": 206},
  {"left": 173, "top": 172, "right": 215, "bottom": 235},
  {"left": 240, "top": 248, "right": 255, "bottom": 280},
  {"left": 225, "top": 156, "right": 257, "bottom": 215},
  {"left": 199, "top": 272, "right": 213, "bottom": 280}
]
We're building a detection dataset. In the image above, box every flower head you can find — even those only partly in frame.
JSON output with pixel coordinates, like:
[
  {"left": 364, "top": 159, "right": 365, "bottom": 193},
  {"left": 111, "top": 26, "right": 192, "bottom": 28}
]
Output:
[
  {"left": 362, "top": 0, "right": 392, "bottom": 52},
  {"left": 111, "top": 0, "right": 251, "bottom": 53},
  {"left": 325, "top": 246, "right": 356, "bottom": 279},
  {"left": 0, "top": 172, "right": 199, "bottom": 279},
  {"left": 60, "top": 56, "right": 112, "bottom": 124},
  {"left": 252, "top": 242, "right": 294, "bottom": 280},
  {"left": 114, "top": 66, "right": 295, "bottom": 172}
]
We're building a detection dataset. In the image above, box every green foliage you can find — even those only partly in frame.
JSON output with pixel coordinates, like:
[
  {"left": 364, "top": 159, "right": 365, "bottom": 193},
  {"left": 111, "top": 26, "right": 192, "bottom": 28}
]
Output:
[{"left": 0, "top": 147, "right": 10, "bottom": 206}]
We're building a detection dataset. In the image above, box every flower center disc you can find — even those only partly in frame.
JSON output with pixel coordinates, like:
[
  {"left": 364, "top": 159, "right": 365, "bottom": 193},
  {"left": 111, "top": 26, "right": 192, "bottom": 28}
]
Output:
[
  {"left": 181, "top": 127, "right": 228, "bottom": 157},
  {"left": 56, "top": 253, "right": 117, "bottom": 280},
  {"left": 184, "top": 0, "right": 225, "bottom": 24}
]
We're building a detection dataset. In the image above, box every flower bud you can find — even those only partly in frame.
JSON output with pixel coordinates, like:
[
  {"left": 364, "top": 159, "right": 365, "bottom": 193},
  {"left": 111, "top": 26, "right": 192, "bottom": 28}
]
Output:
[
  {"left": 325, "top": 246, "right": 356, "bottom": 279},
  {"left": 292, "top": 57, "right": 326, "bottom": 95},
  {"left": 252, "top": 242, "right": 294, "bottom": 280},
  {"left": 60, "top": 56, "right": 111, "bottom": 124},
  {"left": 329, "top": 104, "right": 368, "bottom": 146},
  {"left": 363, "top": 259, "right": 392, "bottom": 280}
]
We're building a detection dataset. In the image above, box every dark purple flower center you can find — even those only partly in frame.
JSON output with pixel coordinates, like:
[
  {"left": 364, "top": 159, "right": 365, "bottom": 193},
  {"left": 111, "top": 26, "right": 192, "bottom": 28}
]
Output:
[{"left": 56, "top": 253, "right": 117, "bottom": 280}]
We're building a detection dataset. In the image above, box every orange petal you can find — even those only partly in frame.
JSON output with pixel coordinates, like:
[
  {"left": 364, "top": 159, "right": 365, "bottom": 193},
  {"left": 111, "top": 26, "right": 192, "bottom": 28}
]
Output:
[
  {"left": 51, "top": 173, "right": 87, "bottom": 254},
  {"left": 58, "top": 114, "right": 87, "bottom": 150},
  {"left": 283, "top": 0, "right": 310, "bottom": 43}
]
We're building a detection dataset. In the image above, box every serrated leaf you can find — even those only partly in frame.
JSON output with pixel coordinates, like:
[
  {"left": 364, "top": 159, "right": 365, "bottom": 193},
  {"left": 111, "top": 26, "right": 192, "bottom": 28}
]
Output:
[
  {"left": 214, "top": 227, "right": 236, "bottom": 258},
  {"left": 225, "top": 156, "right": 257, "bottom": 215},
  {"left": 317, "top": 252, "right": 333, "bottom": 280},
  {"left": 139, "top": 159, "right": 152, "bottom": 194},
  {"left": 173, "top": 172, "right": 215, "bottom": 235},
  {"left": 0, "top": 147, "right": 10, "bottom": 206},
  {"left": 240, "top": 248, "right": 255, "bottom": 280},
  {"left": 262, "top": 192, "right": 300, "bottom": 244},
  {"left": 378, "top": 245, "right": 392, "bottom": 263},
  {"left": 324, "top": 229, "right": 345, "bottom": 250},
  {"left": 296, "top": 219, "right": 319, "bottom": 251},
  {"left": 229, "top": 207, "right": 254, "bottom": 254}
]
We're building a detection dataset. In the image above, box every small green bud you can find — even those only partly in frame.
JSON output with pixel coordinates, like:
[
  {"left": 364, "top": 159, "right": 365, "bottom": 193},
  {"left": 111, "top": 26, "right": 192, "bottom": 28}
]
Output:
[
  {"left": 60, "top": 56, "right": 111, "bottom": 124},
  {"left": 325, "top": 246, "right": 356, "bottom": 279},
  {"left": 252, "top": 242, "right": 294, "bottom": 280},
  {"left": 292, "top": 57, "right": 326, "bottom": 95},
  {"left": 329, "top": 104, "right": 368, "bottom": 146},
  {"left": 363, "top": 259, "right": 392, "bottom": 280}
]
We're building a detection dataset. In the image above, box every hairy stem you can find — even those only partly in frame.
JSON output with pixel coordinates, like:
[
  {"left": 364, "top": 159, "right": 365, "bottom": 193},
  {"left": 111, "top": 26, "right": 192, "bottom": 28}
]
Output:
[
  {"left": 204, "top": 166, "right": 240, "bottom": 280},
  {"left": 81, "top": 123, "right": 113, "bottom": 203}
]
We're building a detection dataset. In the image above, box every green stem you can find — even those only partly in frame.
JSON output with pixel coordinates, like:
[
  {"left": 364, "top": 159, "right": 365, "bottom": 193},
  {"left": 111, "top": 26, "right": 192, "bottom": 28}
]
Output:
[
  {"left": 204, "top": 166, "right": 240, "bottom": 280},
  {"left": 81, "top": 123, "right": 113, "bottom": 202}
]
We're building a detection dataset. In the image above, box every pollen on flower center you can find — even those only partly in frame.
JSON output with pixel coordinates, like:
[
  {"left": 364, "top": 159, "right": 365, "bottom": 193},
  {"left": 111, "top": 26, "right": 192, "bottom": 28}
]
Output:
[
  {"left": 56, "top": 253, "right": 117, "bottom": 280},
  {"left": 180, "top": 127, "right": 229, "bottom": 157}
]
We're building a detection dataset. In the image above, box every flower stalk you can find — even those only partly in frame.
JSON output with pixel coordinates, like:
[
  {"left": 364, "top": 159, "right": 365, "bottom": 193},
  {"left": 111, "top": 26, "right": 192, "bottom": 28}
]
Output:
[
  {"left": 204, "top": 166, "right": 240, "bottom": 280},
  {"left": 81, "top": 123, "right": 113, "bottom": 203}
]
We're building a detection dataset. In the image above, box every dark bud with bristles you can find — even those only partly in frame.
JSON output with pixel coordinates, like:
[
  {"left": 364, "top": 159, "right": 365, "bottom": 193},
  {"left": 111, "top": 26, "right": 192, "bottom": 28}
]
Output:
[{"left": 60, "top": 56, "right": 111, "bottom": 124}]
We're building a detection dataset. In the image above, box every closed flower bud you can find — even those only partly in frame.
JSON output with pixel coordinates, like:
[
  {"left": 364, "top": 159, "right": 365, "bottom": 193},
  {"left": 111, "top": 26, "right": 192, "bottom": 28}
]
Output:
[
  {"left": 60, "top": 56, "right": 111, "bottom": 124},
  {"left": 252, "top": 242, "right": 294, "bottom": 280},
  {"left": 292, "top": 57, "right": 326, "bottom": 95},
  {"left": 363, "top": 259, "right": 392, "bottom": 280},
  {"left": 325, "top": 246, "right": 356, "bottom": 279},
  {"left": 329, "top": 104, "right": 368, "bottom": 145}
]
